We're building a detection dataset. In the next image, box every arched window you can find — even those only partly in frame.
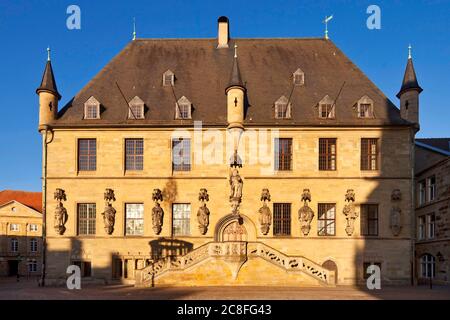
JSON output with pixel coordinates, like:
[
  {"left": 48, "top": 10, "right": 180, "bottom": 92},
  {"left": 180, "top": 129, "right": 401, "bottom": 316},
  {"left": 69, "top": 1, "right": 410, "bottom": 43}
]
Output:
[
  {"left": 318, "top": 95, "right": 335, "bottom": 119},
  {"left": 84, "top": 96, "right": 101, "bottom": 119},
  {"left": 163, "top": 70, "right": 175, "bottom": 87},
  {"left": 357, "top": 96, "right": 374, "bottom": 118},
  {"left": 420, "top": 254, "right": 435, "bottom": 278},
  {"left": 274, "top": 96, "right": 291, "bottom": 119},
  {"left": 293, "top": 68, "right": 305, "bottom": 86},
  {"left": 10, "top": 238, "right": 18, "bottom": 252},
  {"left": 128, "top": 96, "right": 145, "bottom": 119},
  {"left": 30, "top": 238, "right": 38, "bottom": 253}
]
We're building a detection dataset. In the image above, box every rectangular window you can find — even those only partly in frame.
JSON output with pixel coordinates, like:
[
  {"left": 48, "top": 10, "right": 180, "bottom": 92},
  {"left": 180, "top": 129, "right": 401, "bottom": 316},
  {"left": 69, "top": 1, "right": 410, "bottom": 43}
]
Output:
[
  {"left": 176, "top": 104, "right": 191, "bottom": 119},
  {"left": 319, "top": 138, "right": 337, "bottom": 171},
  {"left": 85, "top": 104, "right": 99, "bottom": 119},
  {"left": 361, "top": 138, "right": 379, "bottom": 170},
  {"left": 427, "top": 176, "right": 436, "bottom": 202},
  {"left": 274, "top": 138, "right": 292, "bottom": 171},
  {"left": 359, "top": 104, "right": 372, "bottom": 118},
  {"left": 418, "top": 216, "right": 426, "bottom": 240},
  {"left": 30, "top": 239, "right": 38, "bottom": 253},
  {"left": 10, "top": 239, "right": 18, "bottom": 252},
  {"left": 78, "top": 139, "right": 97, "bottom": 171},
  {"left": 129, "top": 105, "right": 144, "bottom": 119},
  {"left": 9, "top": 224, "right": 19, "bottom": 231},
  {"left": 418, "top": 180, "right": 426, "bottom": 205},
  {"left": 318, "top": 203, "right": 336, "bottom": 236},
  {"left": 275, "top": 103, "right": 290, "bottom": 119},
  {"left": 320, "top": 104, "right": 335, "bottom": 119},
  {"left": 77, "top": 203, "right": 96, "bottom": 235},
  {"left": 72, "top": 260, "right": 92, "bottom": 277},
  {"left": 29, "top": 224, "right": 38, "bottom": 232},
  {"left": 427, "top": 213, "right": 435, "bottom": 239},
  {"left": 125, "top": 203, "right": 144, "bottom": 236},
  {"left": 360, "top": 204, "right": 379, "bottom": 236},
  {"left": 273, "top": 203, "right": 291, "bottom": 236},
  {"left": 112, "top": 258, "right": 123, "bottom": 279},
  {"left": 172, "top": 204, "right": 191, "bottom": 236},
  {"left": 172, "top": 138, "right": 191, "bottom": 172},
  {"left": 363, "top": 262, "right": 381, "bottom": 279},
  {"left": 28, "top": 261, "right": 38, "bottom": 273},
  {"left": 125, "top": 138, "right": 144, "bottom": 171}
]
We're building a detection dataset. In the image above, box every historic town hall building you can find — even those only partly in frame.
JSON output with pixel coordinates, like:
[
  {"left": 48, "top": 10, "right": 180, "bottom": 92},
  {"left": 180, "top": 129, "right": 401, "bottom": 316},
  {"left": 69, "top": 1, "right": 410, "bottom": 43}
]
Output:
[{"left": 37, "top": 17, "right": 422, "bottom": 286}]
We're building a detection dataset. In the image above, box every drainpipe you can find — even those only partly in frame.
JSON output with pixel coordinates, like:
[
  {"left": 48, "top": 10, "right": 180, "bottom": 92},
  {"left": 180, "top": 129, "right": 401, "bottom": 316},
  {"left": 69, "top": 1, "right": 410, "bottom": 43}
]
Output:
[{"left": 410, "top": 128, "right": 417, "bottom": 286}]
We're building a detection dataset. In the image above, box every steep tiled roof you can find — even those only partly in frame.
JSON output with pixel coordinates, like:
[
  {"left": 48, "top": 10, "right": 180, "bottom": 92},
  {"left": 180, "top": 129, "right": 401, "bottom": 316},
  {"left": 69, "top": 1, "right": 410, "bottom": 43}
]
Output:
[
  {"left": 54, "top": 38, "right": 409, "bottom": 127},
  {"left": 397, "top": 58, "right": 422, "bottom": 98},
  {"left": 36, "top": 61, "right": 61, "bottom": 100},
  {"left": 0, "top": 190, "right": 42, "bottom": 213}
]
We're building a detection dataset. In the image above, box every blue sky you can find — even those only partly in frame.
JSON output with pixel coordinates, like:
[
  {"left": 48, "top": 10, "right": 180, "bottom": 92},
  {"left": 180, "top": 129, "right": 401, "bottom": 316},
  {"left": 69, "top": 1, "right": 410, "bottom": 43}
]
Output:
[{"left": 0, "top": 0, "right": 449, "bottom": 191}]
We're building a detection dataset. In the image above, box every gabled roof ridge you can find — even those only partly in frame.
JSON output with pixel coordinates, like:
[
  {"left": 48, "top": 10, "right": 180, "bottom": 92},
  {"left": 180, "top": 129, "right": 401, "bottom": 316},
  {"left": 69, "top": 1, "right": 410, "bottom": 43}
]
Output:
[{"left": 415, "top": 140, "right": 450, "bottom": 156}]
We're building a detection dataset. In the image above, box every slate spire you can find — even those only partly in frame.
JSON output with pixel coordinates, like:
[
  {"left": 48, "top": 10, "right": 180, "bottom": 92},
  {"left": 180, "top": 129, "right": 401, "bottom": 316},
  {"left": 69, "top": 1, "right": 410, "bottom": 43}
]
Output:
[
  {"left": 226, "top": 44, "right": 245, "bottom": 92},
  {"left": 36, "top": 47, "right": 61, "bottom": 100},
  {"left": 397, "top": 46, "right": 422, "bottom": 98}
]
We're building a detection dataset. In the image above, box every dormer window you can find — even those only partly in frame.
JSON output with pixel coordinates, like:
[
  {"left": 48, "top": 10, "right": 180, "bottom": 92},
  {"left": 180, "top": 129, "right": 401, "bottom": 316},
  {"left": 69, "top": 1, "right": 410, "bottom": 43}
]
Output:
[
  {"left": 128, "top": 96, "right": 145, "bottom": 119},
  {"left": 357, "top": 96, "right": 374, "bottom": 118},
  {"left": 318, "top": 95, "right": 335, "bottom": 119},
  {"left": 84, "top": 96, "right": 100, "bottom": 119},
  {"left": 293, "top": 68, "right": 305, "bottom": 86},
  {"left": 163, "top": 70, "right": 175, "bottom": 87},
  {"left": 275, "top": 96, "right": 292, "bottom": 119},
  {"left": 176, "top": 96, "right": 192, "bottom": 119}
]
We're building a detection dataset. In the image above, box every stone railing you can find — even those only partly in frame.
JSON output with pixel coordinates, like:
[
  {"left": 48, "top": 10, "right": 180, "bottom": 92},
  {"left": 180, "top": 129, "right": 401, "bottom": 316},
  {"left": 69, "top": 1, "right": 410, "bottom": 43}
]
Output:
[{"left": 135, "top": 241, "right": 335, "bottom": 287}]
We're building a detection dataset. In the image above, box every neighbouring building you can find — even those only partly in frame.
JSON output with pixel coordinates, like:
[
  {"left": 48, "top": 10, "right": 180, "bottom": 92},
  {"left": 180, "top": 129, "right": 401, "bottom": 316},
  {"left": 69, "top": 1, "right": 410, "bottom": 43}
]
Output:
[
  {"left": 37, "top": 17, "right": 421, "bottom": 286},
  {"left": 0, "top": 190, "right": 42, "bottom": 277},
  {"left": 415, "top": 138, "right": 450, "bottom": 285}
]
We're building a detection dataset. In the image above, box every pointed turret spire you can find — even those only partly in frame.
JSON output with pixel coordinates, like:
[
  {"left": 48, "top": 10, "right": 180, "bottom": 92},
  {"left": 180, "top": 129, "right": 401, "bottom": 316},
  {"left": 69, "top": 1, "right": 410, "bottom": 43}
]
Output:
[
  {"left": 226, "top": 43, "right": 245, "bottom": 92},
  {"left": 36, "top": 48, "right": 61, "bottom": 100},
  {"left": 397, "top": 45, "right": 422, "bottom": 98}
]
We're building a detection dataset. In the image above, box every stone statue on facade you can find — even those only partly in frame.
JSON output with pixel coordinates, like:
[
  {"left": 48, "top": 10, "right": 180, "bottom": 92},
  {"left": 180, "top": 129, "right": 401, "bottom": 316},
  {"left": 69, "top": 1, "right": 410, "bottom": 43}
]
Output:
[
  {"left": 390, "top": 189, "right": 402, "bottom": 236},
  {"left": 298, "top": 189, "right": 314, "bottom": 236},
  {"left": 343, "top": 189, "right": 358, "bottom": 236},
  {"left": 152, "top": 189, "right": 164, "bottom": 235},
  {"left": 197, "top": 188, "right": 210, "bottom": 235},
  {"left": 54, "top": 188, "right": 68, "bottom": 235},
  {"left": 258, "top": 189, "right": 272, "bottom": 235},
  {"left": 101, "top": 188, "right": 116, "bottom": 235},
  {"left": 229, "top": 168, "right": 243, "bottom": 215}
]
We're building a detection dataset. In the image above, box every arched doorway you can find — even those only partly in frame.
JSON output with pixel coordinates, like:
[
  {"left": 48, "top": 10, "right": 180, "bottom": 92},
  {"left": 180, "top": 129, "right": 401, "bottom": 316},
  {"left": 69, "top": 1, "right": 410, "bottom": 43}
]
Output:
[
  {"left": 322, "top": 260, "right": 338, "bottom": 284},
  {"left": 222, "top": 221, "right": 247, "bottom": 242},
  {"left": 214, "top": 214, "right": 257, "bottom": 242}
]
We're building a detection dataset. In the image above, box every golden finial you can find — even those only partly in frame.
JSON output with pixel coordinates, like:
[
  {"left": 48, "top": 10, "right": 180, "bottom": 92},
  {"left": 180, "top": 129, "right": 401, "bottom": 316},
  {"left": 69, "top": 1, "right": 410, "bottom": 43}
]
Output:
[
  {"left": 133, "top": 17, "right": 136, "bottom": 41},
  {"left": 408, "top": 44, "right": 412, "bottom": 59},
  {"left": 323, "top": 15, "right": 333, "bottom": 40},
  {"left": 234, "top": 43, "right": 237, "bottom": 58},
  {"left": 47, "top": 46, "right": 51, "bottom": 61}
]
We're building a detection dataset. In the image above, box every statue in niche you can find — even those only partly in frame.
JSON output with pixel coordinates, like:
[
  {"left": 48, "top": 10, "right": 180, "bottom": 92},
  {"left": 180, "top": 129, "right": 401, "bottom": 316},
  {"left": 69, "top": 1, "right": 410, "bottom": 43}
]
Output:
[
  {"left": 298, "top": 189, "right": 314, "bottom": 236},
  {"left": 343, "top": 189, "right": 358, "bottom": 236},
  {"left": 101, "top": 188, "right": 116, "bottom": 235},
  {"left": 229, "top": 168, "right": 243, "bottom": 215},
  {"left": 152, "top": 189, "right": 164, "bottom": 235},
  {"left": 197, "top": 189, "right": 210, "bottom": 235},
  {"left": 258, "top": 189, "right": 272, "bottom": 235},
  {"left": 54, "top": 188, "right": 68, "bottom": 235},
  {"left": 390, "top": 189, "right": 402, "bottom": 236}
]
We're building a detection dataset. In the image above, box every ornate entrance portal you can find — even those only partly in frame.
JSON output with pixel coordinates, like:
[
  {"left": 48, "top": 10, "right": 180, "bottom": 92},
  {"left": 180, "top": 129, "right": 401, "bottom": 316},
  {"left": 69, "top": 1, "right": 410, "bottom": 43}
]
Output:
[{"left": 222, "top": 221, "right": 247, "bottom": 242}]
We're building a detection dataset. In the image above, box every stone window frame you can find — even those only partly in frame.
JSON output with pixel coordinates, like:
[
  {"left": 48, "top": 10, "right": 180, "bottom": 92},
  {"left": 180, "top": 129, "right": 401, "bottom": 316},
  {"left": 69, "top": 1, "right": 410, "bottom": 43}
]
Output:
[
  {"left": 172, "top": 203, "right": 191, "bottom": 236},
  {"left": 163, "top": 69, "right": 175, "bottom": 87},
  {"left": 84, "top": 96, "right": 101, "bottom": 119},
  {"left": 426, "top": 213, "right": 435, "bottom": 239},
  {"left": 418, "top": 215, "right": 426, "bottom": 240},
  {"left": 172, "top": 138, "right": 191, "bottom": 172},
  {"left": 360, "top": 204, "right": 379, "bottom": 236},
  {"left": 420, "top": 254, "right": 435, "bottom": 279},
  {"left": 128, "top": 96, "right": 145, "bottom": 119},
  {"left": 77, "top": 203, "right": 97, "bottom": 236},
  {"left": 77, "top": 138, "right": 97, "bottom": 172},
  {"left": 124, "top": 203, "right": 144, "bottom": 236},
  {"left": 274, "top": 96, "right": 292, "bottom": 119},
  {"left": 356, "top": 95, "right": 374, "bottom": 119},
  {"left": 273, "top": 203, "right": 291, "bottom": 236},
  {"left": 125, "top": 138, "right": 144, "bottom": 171},
  {"left": 30, "top": 238, "right": 38, "bottom": 253},
  {"left": 29, "top": 224, "right": 38, "bottom": 232},
  {"left": 317, "top": 203, "right": 336, "bottom": 236},
  {"left": 427, "top": 175, "right": 436, "bottom": 202},
  {"left": 418, "top": 180, "right": 426, "bottom": 206},
  {"left": 71, "top": 260, "right": 92, "bottom": 278},
  {"left": 10, "top": 238, "right": 19, "bottom": 252},
  {"left": 175, "top": 96, "right": 192, "bottom": 120},
  {"left": 318, "top": 138, "right": 337, "bottom": 171},
  {"left": 293, "top": 68, "right": 305, "bottom": 86},
  {"left": 28, "top": 260, "right": 38, "bottom": 273},
  {"left": 9, "top": 223, "right": 19, "bottom": 232},
  {"left": 318, "top": 95, "right": 335, "bottom": 119},
  {"left": 274, "top": 138, "right": 293, "bottom": 171},
  {"left": 360, "top": 138, "right": 380, "bottom": 171}
]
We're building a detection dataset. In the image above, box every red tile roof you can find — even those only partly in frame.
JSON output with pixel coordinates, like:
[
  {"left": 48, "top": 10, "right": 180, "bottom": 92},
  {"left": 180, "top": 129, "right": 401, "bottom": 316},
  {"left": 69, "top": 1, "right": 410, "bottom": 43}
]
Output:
[{"left": 0, "top": 190, "right": 42, "bottom": 213}]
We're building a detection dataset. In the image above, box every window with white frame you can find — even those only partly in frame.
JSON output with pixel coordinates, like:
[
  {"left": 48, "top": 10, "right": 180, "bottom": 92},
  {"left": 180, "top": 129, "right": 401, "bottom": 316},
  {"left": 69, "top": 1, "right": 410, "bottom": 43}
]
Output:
[
  {"left": 84, "top": 96, "right": 101, "bottom": 119},
  {"left": 318, "top": 95, "right": 335, "bottom": 119},
  {"left": 125, "top": 203, "right": 144, "bottom": 236},
  {"left": 418, "top": 180, "right": 426, "bottom": 206},
  {"left": 128, "top": 96, "right": 145, "bottom": 119},
  {"left": 172, "top": 204, "right": 191, "bottom": 236},
  {"left": 357, "top": 96, "right": 374, "bottom": 118},
  {"left": 10, "top": 238, "right": 18, "bottom": 252},
  {"left": 418, "top": 216, "right": 425, "bottom": 240},
  {"left": 30, "top": 224, "right": 38, "bottom": 232},
  {"left": 163, "top": 70, "right": 175, "bottom": 86},
  {"left": 30, "top": 238, "right": 38, "bottom": 253},
  {"left": 172, "top": 138, "right": 191, "bottom": 172},
  {"left": 28, "top": 260, "right": 38, "bottom": 273},
  {"left": 293, "top": 68, "right": 305, "bottom": 86},
  {"left": 420, "top": 254, "right": 435, "bottom": 278},
  {"left": 274, "top": 96, "right": 291, "bottom": 119},
  {"left": 77, "top": 203, "right": 96, "bottom": 235},
  {"left": 176, "top": 96, "right": 192, "bottom": 119},
  {"left": 427, "top": 213, "right": 435, "bottom": 239},
  {"left": 10, "top": 224, "right": 19, "bottom": 232},
  {"left": 427, "top": 176, "right": 436, "bottom": 202}
]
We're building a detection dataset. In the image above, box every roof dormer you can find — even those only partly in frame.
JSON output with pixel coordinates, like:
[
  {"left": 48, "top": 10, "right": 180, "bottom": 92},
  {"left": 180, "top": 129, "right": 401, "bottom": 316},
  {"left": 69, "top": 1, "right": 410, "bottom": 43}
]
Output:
[
  {"left": 293, "top": 68, "right": 305, "bottom": 86},
  {"left": 128, "top": 96, "right": 145, "bottom": 119},
  {"left": 357, "top": 95, "right": 374, "bottom": 118},
  {"left": 84, "top": 96, "right": 101, "bottom": 119},
  {"left": 163, "top": 70, "right": 175, "bottom": 87},
  {"left": 176, "top": 96, "right": 192, "bottom": 119}
]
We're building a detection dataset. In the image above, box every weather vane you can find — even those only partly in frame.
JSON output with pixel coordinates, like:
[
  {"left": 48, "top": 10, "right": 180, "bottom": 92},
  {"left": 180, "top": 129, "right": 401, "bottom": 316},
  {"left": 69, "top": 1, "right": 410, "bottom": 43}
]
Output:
[
  {"left": 408, "top": 44, "right": 412, "bottom": 59},
  {"left": 47, "top": 46, "right": 51, "bottom": 61},
  {"left": 323, "top": 15, "right": 334, "bottom": 40},
  {"left": 133, "top": 17, "right": 136, "bottom": 41}
]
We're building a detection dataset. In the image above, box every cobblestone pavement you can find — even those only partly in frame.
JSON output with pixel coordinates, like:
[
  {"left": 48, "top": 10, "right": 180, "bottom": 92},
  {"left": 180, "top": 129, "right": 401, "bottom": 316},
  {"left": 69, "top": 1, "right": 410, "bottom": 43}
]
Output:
[{"left": 0, "top": 278, "right": 449, "bottom": 300}]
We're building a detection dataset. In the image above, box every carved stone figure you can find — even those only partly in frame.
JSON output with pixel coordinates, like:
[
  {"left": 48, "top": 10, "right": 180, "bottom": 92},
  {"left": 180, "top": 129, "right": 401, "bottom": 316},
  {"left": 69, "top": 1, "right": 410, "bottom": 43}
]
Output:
[
  {"left": 298, "top": 189, "right": 314, "bottom": 236},
  {"left": 152, "top": 189, "right": 164, "bottom": 235},
  {"left": 54, "top": 188, "right": 68, "bottom": 235},
  {"left": 343, "top": 189, "right": 358, "bottom": 236},
  {"left": 258, "top": 189, "right": 272, "bottom": 235},
  {"left": 390, "top": 189, "right": 402, "bottom": 236},
  {"left": 197, "top": 189, "right": 210, "bottom": 235},
  {"left": 229, "top": 168, "right": 243, "bottom": 215},
  {"left": 101, "top": 188, "right": 116, "bottom": 235}
]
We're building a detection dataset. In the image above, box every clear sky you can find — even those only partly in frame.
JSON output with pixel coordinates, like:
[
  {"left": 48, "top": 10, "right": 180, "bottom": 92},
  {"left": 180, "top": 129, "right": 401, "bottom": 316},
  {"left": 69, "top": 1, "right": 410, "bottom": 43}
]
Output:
[{"left": 0, "top": 0, "right": 449, "bottom": 192}]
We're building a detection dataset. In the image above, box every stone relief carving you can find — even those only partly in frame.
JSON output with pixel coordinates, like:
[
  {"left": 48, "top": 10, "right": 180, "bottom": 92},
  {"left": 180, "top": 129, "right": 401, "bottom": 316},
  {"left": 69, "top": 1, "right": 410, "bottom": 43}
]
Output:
[
  {"left": 343, "top": 189, "right": 358, "bottom": 236},
  {"left": 258, "top": 189, "right": 272, "bottom": 235},
  {"left": 390, "top": 189, "right": 402, "bottom": 236},
  {"left": 197, "top": 188, "right": 210, "bottom": 235},
  {"left": 229, "top": 168, "right": 243, "bottom": 215},
  {"left": 298, "top": 189, "right": 314, "bottom": 236},
  {"left": 101, "top": 188, "right": 116, "bottom": 235},
  {"left": 152, "top": 189, "right": 164, "bottom": 235},
  {"left": 54, "top": 188, "right": 68, "bottom": 235}
]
